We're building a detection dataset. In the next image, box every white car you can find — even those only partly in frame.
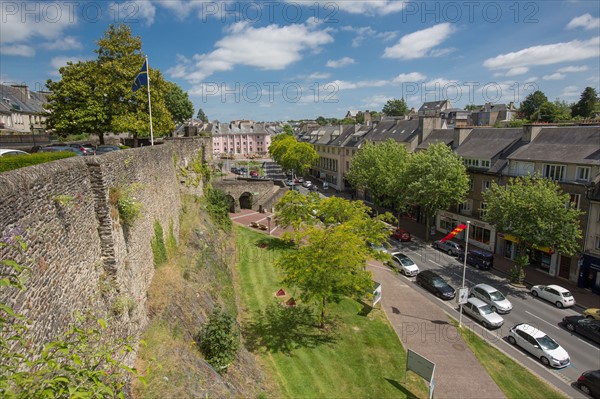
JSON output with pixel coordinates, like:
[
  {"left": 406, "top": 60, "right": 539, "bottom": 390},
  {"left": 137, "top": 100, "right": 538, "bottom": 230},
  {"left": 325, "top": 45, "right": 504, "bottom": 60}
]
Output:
[
  {"left": 508, "top": 323, "right": 570, "bottom": 368},
  {"left": 388, "top": 252, "right": 419, "bottom": 277},
  {"left": 0, "top": 149, "right": 28, "bottom": 157},
  {"left": 470, "top": 283, "right": 512, "bottom": 314},
  {"left": 530, "top": 284, "right": 575, "bottom": 308},
  {"left": 462, "top": 297, "right": 504, "bottom": 329},
  {"left": 302, "top": 180, "right": 312, "bottom": 188}
]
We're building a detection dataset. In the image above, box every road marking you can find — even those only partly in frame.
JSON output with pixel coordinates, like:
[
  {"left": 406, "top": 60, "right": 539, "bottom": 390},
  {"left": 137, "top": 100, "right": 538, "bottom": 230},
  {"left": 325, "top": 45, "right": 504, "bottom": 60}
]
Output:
[{"left": 525, "top": 310, "right": 560, "bottom": 330}]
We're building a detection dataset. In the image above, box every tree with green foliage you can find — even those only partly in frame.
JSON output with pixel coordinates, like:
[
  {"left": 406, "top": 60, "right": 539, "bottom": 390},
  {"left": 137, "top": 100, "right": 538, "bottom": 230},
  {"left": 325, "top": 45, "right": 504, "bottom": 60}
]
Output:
[
  {"left": 404, "top": 143, "right": 470, "bottom": 241},
  {"left": 572, "top": 87, "right": 599, "bottom": 118},
  {"left": 282, "top": 124, "right": 294, "bottom": 136},
  {"left": 45, "top": 24, "right": 174, "bottom": 145},
  {"left": 274, "top": 190, "right": 321, "bottom": 242},
  {"left": 382, "top": 98, "right": 408, "bottom": 116},
  {"left": 196, "top": 108, "right": 208, "bottom": 122},
  {"left": 483, "top": 175, "right": 583, "bottom": 284},
  {"left": 519, "top": 90, "right": 548, "bottom": 121},
  {"left": 355, "top": 111, "right": 365, "bottom": 124},
  {"left": 164, "top": 81, "right": 194, "bottom": 124},
  {"left": 316, "top": 116, "right": 328, "bottom": 126},
  {"left": 269, "top": 135, "right": 318, "bottom": 177},
  {"left": 346, "top": 139, "right": 409, "bottom": 222},
  {"left": 275, "top": 195, "right": 389, "bottom": 327}
]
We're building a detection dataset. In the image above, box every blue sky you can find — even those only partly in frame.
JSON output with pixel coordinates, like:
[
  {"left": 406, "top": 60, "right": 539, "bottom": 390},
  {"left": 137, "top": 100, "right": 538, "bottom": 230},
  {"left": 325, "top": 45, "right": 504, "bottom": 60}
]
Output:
[{"left": 1, "top": 1, "right": 599, "bottom": 122}]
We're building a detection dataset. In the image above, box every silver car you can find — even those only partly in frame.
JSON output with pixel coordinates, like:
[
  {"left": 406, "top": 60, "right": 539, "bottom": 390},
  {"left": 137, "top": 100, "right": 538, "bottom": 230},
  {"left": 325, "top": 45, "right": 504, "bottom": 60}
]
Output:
[
  {"left": 388, "top": 252, "right": 419, "bottom": 277},
  {"left": 432, "top": 239, "right": 464, "bottom": 256},
  {"left": 462, "top": 297, "right": 504, "bottom": 329},
  {"left": 470, "top": 283, "right": 512, "bottom": 314}
]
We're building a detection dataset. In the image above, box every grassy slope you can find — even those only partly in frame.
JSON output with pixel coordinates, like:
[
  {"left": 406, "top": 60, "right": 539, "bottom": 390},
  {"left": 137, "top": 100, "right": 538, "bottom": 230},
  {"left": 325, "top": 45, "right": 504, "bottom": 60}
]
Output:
[
  {"left": 453, "top": 319, "right": 567, "bottom": 399},
  {"left": 235, "top": 226, "right": 428, "bottom": 399}
]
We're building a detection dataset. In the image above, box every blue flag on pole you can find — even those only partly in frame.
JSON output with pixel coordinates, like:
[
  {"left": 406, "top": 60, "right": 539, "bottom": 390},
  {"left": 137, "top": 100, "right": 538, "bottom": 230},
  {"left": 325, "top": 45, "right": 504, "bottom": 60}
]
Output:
[{"left": 132, "top": 60, "right": 148, "bottom": 92}]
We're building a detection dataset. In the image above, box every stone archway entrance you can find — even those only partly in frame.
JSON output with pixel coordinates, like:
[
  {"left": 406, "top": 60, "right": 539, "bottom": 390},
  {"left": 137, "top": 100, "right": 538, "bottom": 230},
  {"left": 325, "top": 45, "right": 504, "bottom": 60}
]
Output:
[
  {"left": 225, "top": 195, "right": 235, "bottom": 213},
  {"left": 239, "top": 192, "right": 253, "bottom": 209}
]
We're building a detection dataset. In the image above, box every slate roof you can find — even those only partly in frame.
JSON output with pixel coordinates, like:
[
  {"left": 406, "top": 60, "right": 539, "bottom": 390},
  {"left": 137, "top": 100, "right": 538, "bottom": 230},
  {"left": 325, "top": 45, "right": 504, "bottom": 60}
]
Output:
[
  {"left": 0, "top": 84, "right": 48, "bottom": 115},
  {"left": 418, "top": 100, "right": 450, "bottom": 113},
  {"left": 208, "top": 122, "right": 278, "bottom": 135},
  {"left": 343, "top": 125, "right": 372, "bottom": 148},
  {"left": 455, "top": 128, "right": 523, "bottom": 159},
  {"left": 507, "top": 126, "right": 600, "bottom": 165},
  {"left": 416, "top": 129, "right": 454, "bottom": 150},
  {"left": 368, "top": 119, "right": 419, "bottom": 143}
]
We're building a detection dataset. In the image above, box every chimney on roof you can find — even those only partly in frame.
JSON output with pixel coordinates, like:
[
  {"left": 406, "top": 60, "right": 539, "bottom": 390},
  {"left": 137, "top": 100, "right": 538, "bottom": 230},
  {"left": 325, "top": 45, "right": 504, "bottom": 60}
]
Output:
[
  {"left": 418, "top": 114, "right": 443, "bottom": 144},
  {"left": 453, "top": 126, "right": 473, "bottom": 148},
  {"left": 11, "top": 84, "right": 30, "bottom": 100},
  {"left": 522, "top": 124, "right": 544, "bottom": 143}
]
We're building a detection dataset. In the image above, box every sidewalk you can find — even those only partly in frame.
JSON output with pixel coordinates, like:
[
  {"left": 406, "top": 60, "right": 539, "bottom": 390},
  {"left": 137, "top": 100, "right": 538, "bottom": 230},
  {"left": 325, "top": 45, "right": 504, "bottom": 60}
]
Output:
[
  {"left": 392, "top": 215, "right": 600, "bottom": 311},
  {"left": 232, "top": 208, "right": 506, "bottom": 398}
]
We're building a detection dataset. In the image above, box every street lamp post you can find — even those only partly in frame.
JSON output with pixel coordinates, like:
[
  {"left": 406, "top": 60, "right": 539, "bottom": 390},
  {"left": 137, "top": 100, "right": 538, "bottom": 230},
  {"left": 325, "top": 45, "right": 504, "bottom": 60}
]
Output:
[
  {"left": 266, "top": 216, "right": 272, "bottom": 236},
  {"left": 458, "top": 221, "right": 471, "bottom": 328}
]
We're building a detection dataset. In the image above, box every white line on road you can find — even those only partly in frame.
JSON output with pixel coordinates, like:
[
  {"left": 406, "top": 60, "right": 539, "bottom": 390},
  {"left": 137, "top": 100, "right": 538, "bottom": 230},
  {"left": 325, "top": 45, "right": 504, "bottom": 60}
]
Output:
[{"left": 525, "top": 310, "right": 560, "bottom": 330}]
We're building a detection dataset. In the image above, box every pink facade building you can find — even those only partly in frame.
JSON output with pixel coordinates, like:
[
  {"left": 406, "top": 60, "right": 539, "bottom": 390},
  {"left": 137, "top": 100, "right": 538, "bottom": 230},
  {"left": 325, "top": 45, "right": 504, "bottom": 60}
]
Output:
[{"left": 209, "top": 120, "right": 279, "bottom": 157}]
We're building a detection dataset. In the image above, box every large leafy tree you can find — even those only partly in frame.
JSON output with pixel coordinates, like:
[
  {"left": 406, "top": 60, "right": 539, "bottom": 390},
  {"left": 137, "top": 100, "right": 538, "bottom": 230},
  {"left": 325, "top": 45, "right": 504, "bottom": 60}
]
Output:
[
  {"left": 346, "top": 139, "right": 409, "bottom": 221},
  {"left": 572, "top": 87, "right": 599, "bottom": 118},
  {"left": 275, "top": 194, "right": 389, "bottom": 327},
  {"left": 404, "top": 142, "right": 470, "bottom": 241},
  {"left": 269, "top": 135, "right": 317, "bottom": 176},
  {"left": 45, "top": 24, "right": 174, "bottom": 144},
  {"left": 164, "top": 81, "right": 194, "bottom": 124},
  {"left": 196, "top": 108, "right": 208, "bottom": 122},
  {"left": 382, "top": 98, "right": 408, "bottom": 116},
  {"left": 519, "top": 90, "right": 548, "bottom": 121},
  {"left": 483, "top": 175, "right": 583, "bottom": 283},
  {"left": 282, "top": 124, "right": 294, "bottom": 136}
]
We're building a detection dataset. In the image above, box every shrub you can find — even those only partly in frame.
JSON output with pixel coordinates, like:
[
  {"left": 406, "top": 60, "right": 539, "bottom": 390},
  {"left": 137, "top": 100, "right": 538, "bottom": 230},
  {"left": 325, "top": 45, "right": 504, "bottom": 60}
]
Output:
[
  {"left": 197, "top": 307, "right": 240, "bottom": 373},
  {"left": 205, "top": 188, "right": 232, "bottom": 232},
  {"left": 151, "top": 220, "right": 168, "bottom": 268},
  {"left": 0, "top": 152, "right": 76, "bottom": 173},
  {"left": 109, "top": 185, "right": 142, "bottom": 229}
]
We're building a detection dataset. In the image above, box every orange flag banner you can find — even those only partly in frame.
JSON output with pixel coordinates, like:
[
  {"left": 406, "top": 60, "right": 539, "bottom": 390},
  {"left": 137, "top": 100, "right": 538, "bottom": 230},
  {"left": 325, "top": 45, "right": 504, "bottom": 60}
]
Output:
[{"left": 440, "top": 224, "right": 467, "bottom": 242}]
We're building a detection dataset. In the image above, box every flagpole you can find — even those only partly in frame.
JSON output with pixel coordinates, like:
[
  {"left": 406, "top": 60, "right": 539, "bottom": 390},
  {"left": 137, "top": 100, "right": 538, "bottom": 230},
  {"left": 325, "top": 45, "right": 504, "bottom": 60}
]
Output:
[
  {"left": 459, "top": 221, "right": 470, "bottom": 328},
  {"left": 145, "top": 55, "right": 154, "bottom": 146}
]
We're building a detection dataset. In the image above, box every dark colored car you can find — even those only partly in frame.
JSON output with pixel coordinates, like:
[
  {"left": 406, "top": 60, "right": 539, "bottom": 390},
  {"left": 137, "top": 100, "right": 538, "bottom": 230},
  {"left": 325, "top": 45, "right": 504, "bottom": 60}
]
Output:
[
  {"left": 308, "top": 185, "right": 318, "bottom": 192},
  {"left": 391, "top": 228, "right": 412, "bottom": 242},
  {"left": 416, "top": 270, "right": 456, "bottom": 300},
  {"left": 68, "top": 143, "right": 95, "bottom": 155},
  {"left": 563, "top": 316, "right": 600, "bottom": 345},
  {"left": 38, "top": 146, "right": 85, "bottom": 156},
  {"left": 577, "top": 370, "right": 600, "bottom": 398},
  {"left": 95, "top": 145, "right": 121, "bottom": 155},
  {"left": 457, "top": 249, "right": 494, "bottom": 270}
]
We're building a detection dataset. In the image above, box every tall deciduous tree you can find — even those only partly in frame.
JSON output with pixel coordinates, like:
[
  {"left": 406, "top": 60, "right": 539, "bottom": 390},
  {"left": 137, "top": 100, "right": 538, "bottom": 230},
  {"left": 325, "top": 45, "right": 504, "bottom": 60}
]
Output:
[
  {"left": 164, "top": 81, "right": 194, "bottom": 124},
  {"left": 355, "top": 111, "right": 365, "bottom": 124},
  {"left": 382, "top": 98, "right": 408, "bottom": 116},
  {"left": 346, "top": 139, "right": 409, "bottom": 221},
  {"left": 275, "top": 194, "right": 389, "bottom": 327},
  {"left": 282, "top": 124, "right": 294, "bottom": 136},
  {"left": 519, "top": 90, "right": 548, "bottom": 121},
  {"left": 572, "top": 87, "right": 599, "bottom": 118},
  {"left": 269, "top": 135, "right": 317, "bottom": 177},
  {"left": 483, "top": 175, "right": 583, "bottom": 283},
  {"left": 404, "top": 143, "right": 470, "bottom": 241},
  {"left": 196, "top": 108, "right": 208, "bottom": 122}
]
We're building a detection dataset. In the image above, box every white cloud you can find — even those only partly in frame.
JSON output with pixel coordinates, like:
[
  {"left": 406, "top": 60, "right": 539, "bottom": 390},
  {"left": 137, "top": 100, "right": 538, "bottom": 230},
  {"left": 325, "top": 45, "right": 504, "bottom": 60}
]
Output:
[
  {"left": 1, "top": 6, "right": 76, "bottom": 45},
  {"left": 392, "top": 72, "right": 427, "bottom": 83},
  {"left": 483, "top": 37, "right": 600, "bottom": 70},
  {"left": 383, "top": 23, "right": 456, "bottom": 60},
  {"left": 561, "top": 85, "right": 580, "bottom": 97},
  {"left": 169, "top": 22, "right": 333, "bottom": 82},
  {"left": 308, "top": 72, "right": 331, "bottom": 79},
  {"left": 362, "top": 94, "right": 392, "bottom": 108},
  {"left": 41, "top": 36, "right": 83, "bottom": 51},
  {"left": 49, "top": 55, "right": 92, "bottom": 76},
  {"left": 542, "top": 73, "right": 566, "bottom": 80},
  {"left": 505, "top": 67, "right": 529, "bottom": 76},
  {"left": 326, "top": 57, "right": 356, "bottom": 68},
  {"left": 291, "top": 1, "right": 406, "bottom": 16},
  {"left": 0, "top": 44, "right": 35, "bottom": 57},
  {"left": 556, "top": 65, "right": 589, "bottom": 73},
  {"left": 108, "top": 1, "right": 155, "bottom": 25},
  {"left": 155, "top": 0, "right": 204, "bottom": 20},
  {"left": 327, "top": 71, "right": 425, "bottom": 90},
  {"left": 342, "top": 26, "right": 397, "bottom": 47},
  {"left": 566, "top": 13, "right": 600, "bottom": 30}
]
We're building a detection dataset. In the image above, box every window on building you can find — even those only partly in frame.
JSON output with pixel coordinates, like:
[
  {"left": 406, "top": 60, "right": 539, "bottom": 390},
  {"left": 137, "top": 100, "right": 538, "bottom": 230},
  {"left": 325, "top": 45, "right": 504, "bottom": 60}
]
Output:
[
  {"left": 569, "top": 194, "right": 581, "bottom": 209},
  {"left": 346, "top": 161, "right": 349, "bottom": 170},
  {"left": 470, "top": 225, "right": 491, "bottom": 245},
  {"left": 542, "top": 164, "right": 566, "bottom": 181},
  {"left": 479, "top": 202, "right": 487, "bottom": 218},
  {"left": 482, "top": 180, "right": 491, "bottom": 192},
  {"left": 469, "top": 178, "right": 474, "bottom": 191},
  {"left": 459, "top": 200, "right": 472, "bottom": 215},
  {"left": 440, "top": 216, "right": 458, "bottom": 232},
  {"left": 576, "top": 166, "right": 590, "bottom": 181},
  {"left": 596, "top": 236, "right": 600, "bottom": 251},
  {"left": 481, "top": 160, "right": 490, "bottom": 168}
]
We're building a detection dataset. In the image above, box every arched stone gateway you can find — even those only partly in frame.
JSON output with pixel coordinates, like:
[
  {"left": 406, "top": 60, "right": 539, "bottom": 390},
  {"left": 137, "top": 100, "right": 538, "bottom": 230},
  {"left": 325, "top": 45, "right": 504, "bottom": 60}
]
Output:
[
  {"left": 225, "top": 195, "right": 235, "bottom": 213},
  {"left": 239, "top": 192, "right": 253, "bottom": 209}
]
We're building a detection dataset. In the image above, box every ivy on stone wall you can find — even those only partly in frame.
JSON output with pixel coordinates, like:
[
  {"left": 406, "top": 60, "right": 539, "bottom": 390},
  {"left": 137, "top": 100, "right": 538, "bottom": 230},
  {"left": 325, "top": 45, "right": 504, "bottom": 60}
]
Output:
[
  {"left": 151, "top": 220, "right": 168, "bottom": 269},
  {"left": 177, "top": 150, "right": 211, "bottom": 188},
  {"left": 109, "top": 184, "right": 143, "bottom": 230}
]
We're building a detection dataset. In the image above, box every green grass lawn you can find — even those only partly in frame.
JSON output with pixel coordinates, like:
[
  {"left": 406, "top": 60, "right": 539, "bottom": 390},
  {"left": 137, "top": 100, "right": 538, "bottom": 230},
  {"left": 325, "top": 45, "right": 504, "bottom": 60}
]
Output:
[
  {"left": 452, "top": 319, "right": 567, "bottom": 399},
  {"left": 235, "top": 226, "right": 428, "bottom": 399}
]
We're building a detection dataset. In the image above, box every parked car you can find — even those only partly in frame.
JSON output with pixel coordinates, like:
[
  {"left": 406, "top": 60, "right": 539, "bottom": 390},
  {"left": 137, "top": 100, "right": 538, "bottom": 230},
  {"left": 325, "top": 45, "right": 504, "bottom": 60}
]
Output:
[
  {"left": 562, "top": 316, "right": 600, "bottom": 344},
  {"left": 388, "top": 252, "right": 419, "bottom": 276},
  {"left": 577, "top": 370, "right": 600, "bottom": 398},
  {"left": 38, "top": 146, "right": 85, "bottom": 156},
  {"left": 530, "top": 284, "right": 575, "bottom": 308},
  {"left": 302, "top": 180, "right": 312, "bottom": 188},
  {"left": 294, "top": 177, "right": 304, "bottom": 183},
  {"left": 391, "top": 228, "right": 411, "bottom": 242},
  {"left": 432, "top": 240, "right": 464, "bottom": 256},
  {"left": 416, "top": 270, "right": 456, "bottom": 300},
  {"left": 507, "top": 323, "right": 570, "bottom": 368},
  {"left": 457, "top": 249, "right": 494, "bottom": 270},
  {"left": 68, "top": 143, "right": 94, "bottom": 155},
  {"left": 0, "top": 149, "right": 29, "bottom": 157},
  {"left": 250, "top": 170, "right": 259, "bottom": 177},
  {"left": 462, "top": 297, "right": 504, "bottom": 329},
  {"left": 470, "top": 283, "right": 512, "bottom": 314},
  {"left": 584, "top": 308, "right": 600, "bottom": 320},
  {"left": 308, "top": 185, "right": 318, "bottom": 192},
  {"left": 96, "top": 144, "right": 121, "bottom": 155}
]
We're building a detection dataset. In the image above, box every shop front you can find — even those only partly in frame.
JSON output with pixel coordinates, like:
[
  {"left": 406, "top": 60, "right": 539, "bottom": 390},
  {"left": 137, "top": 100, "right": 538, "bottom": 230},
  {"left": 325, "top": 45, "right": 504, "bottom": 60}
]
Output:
[
  {"left": 496, "top": 233, "right": 558, "bottom": 276},
  {"left": 578, "top": 254, "right": 600, "bottom": 295},
  {"left": 435, "top": 211, "right": 495, "bottom": 252}
]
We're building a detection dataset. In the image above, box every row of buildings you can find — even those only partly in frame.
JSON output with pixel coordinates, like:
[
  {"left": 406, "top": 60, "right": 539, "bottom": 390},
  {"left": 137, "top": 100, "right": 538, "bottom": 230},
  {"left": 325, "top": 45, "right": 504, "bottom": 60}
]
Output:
[
  {"left": 296, "top": 101, "right": 599, "bottom": 296},
  {"left": 0, "top": 84, "right": 48, "bottom": 134}
]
